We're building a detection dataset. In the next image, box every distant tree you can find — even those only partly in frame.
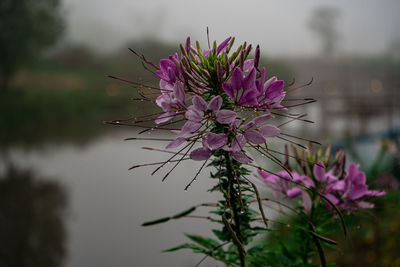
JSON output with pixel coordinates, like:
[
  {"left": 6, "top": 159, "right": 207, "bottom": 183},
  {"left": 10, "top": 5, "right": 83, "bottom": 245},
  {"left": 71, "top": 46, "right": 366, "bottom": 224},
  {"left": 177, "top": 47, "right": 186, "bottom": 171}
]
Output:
[
  {"left": 0, "top": 0, "right": 64, "bottom": 90},
  {"left": 308, "top": 6, "right": 340, "bottom": 56}
]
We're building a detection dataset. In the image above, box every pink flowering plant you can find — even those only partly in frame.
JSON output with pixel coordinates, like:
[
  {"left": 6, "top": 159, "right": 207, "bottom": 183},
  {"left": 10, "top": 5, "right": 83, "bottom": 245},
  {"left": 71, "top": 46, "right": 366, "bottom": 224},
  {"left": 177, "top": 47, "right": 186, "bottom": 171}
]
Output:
[
  {"left": 108, "top": 35, "right": 385, "bottom": 266},
  {"left": 256, "top": 145, "right": 385, "bottom": 266}
]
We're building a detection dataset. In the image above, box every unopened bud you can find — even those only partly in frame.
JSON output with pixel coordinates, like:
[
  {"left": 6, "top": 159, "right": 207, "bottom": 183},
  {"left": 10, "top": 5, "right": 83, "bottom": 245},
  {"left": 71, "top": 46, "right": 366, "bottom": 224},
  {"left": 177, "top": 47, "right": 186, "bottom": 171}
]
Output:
[
  {"left": 239, "top": 50, "right": 244, "bottom": 70},
  {"left": 226, "top": 37, "right": 235, "bottom": 54},
  {"left": 245, "top": 44, "right": 252, "bottom": 59},
  {"left": 254, "top": 45, "right": 260, "bottom": 68},
  {"left": 180, "top": 43, "right": 188, "bottom": 59},
  {"left": 229, "top": 45, "right": 242, "bottom": 63},
  {"left": 211, "top": 40, "right": 216, "bottom": 54},
  {"left": 185, "top": 37, "right": 191, "bottom": 54}
]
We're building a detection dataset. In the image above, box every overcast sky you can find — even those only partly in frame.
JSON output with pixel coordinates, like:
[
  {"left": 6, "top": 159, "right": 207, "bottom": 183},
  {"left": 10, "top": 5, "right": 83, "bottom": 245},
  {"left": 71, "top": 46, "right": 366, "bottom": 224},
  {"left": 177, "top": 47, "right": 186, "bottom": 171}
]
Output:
[{"left": 63, "top": 0, "right": 400, "bottom": 56}]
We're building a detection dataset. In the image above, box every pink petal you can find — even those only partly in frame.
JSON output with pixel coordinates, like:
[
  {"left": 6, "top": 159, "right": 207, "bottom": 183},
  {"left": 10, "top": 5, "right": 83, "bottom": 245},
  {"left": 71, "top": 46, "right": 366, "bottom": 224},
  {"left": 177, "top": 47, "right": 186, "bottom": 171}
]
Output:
[
  {"left": 232, "top": 151, "right": 253, "bottom": 163},
  {"left": 185, "top": 107, "right": 203, "bottom": 122},
  {"left": 300, "top": 175, "right": 315, "bottom": 188},
  {"left": 190, "top": 147, "right": 212, "bottom": 161},
  {"left": 313, "top": 161, "right": 326, "bottom": 182},
  {"left": 192, "top": 96, "right": 207, "bottom": 112},
  {"left": 266, "top": 80, "right": 285, "bottom": 99},
  {"left": 302, "top": 192, "right": 312, "bottom": 211},
  {"left": 216, "top": 37, "right": 232, "bottom": 54},
  {"left": 259, "top": 125, "right": 280, "bottom": 137},
  {"left": 231, "top": 67, "right": 243, "bottom": 91},
  {"left": 155, "top": 112, "right": 174, "bottom": 124},
  {"left": 331, "top": 181, "right": 345, "bottom": 191},
  {"left": 202, "top": 49, "right": 211, "bottom": 57},
  {"left": 239, "top": 87, "right": 258, "bottom": 106},
  {"left": 349, "top": 184, "right": 368, "bottom": 200},
  {"left": 166, "top": 137, "right": 186, "bottom": 149},
  {"left": 357, "top": 201, "right": 374, "bottom": 209},
  {"left": 206, "top": 133, "right": 228, "bottom": 149},
  {"left": 231, "top": 134, "right": 246, "bottom": 152},
  {"left": 365, "top": 190, "right": 386, "bottom": 197},
  {"left": 251, "top": 114, "right": 271, "bottom": 127},
  {"left": 243, "top": 59, "right": 255, "bottom": 72},
  {"left": 263, "top": 76, "right": 277, "bottom": 94},
  {"left": 180, "top": 121, "right": 201, "bottom": 136},
  {"left": 345, "top": 163, "right": 360, "bottom": 182},
  {"left": 243, "top": 130, "right": 266, "bottom": 145},
  {"left": 325, "top": 193, "right": 339, "bottom": 205},
  {"left": 207, "top": 95, "right": 222, "bottom": 112},
  {"left": 257, "top": 169, "right": 268, "bottom": 180},
  {"left": 222, "top": 83, "right": 234, "bottom": 99},
  {"left": 216, "top": 110, "right": 237, "bottom": 124},
  {"left": 286, "top": 187, "right": 302, "bottom": 198},
  {"left": 173, "top": 81, "right": 186, "bottom": 104},
  {"left": 242, "top": 67, "right": 256, "bottom": 90}
]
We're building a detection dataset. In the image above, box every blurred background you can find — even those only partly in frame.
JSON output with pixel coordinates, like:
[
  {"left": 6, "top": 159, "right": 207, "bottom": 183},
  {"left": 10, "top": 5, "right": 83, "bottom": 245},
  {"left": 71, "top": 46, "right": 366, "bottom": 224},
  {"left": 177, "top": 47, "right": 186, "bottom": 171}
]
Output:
[{"left": 0, "top": 0, "right": 399, "bottom": 266}]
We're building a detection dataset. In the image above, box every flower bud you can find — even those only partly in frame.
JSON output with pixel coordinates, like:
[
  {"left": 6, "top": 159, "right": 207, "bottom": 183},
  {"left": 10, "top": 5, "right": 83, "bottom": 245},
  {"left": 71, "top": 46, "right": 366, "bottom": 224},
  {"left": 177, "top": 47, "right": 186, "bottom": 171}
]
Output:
[{"left": 254, "top": 45, "right": 260, "bottom": 69}]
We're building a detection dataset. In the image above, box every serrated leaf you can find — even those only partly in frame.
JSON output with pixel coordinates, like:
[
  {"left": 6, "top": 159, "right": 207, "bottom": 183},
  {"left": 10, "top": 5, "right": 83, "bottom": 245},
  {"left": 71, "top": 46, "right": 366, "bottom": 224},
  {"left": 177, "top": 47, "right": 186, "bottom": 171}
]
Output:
[
  {"left": 185, "top": 234, "right": 220, "bottom": 250},
  {"left": 212, "top": 229, "right": 231, "bottom": 242}
]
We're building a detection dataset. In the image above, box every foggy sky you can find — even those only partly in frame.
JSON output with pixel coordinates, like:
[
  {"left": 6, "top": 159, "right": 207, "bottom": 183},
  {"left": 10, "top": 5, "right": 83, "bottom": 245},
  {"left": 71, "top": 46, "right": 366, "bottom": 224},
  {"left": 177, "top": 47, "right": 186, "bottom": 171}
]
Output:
[{"left": 63, "top": 0, "right": 400, "bottom": 56}]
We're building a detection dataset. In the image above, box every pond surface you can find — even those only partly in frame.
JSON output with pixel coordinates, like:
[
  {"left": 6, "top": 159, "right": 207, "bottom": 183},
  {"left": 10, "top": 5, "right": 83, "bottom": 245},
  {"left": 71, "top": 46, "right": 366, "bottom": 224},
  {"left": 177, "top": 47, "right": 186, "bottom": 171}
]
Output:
[{"left": 2, "top": 131, "right": 227, "bottom": 267}]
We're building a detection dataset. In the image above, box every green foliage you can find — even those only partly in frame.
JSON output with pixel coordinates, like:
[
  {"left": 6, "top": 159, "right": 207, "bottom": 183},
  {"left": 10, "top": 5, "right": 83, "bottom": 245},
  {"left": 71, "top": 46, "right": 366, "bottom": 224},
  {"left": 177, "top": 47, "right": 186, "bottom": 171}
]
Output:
[{"left": 0, "top": 0, "right": 64, "bottom": 88}]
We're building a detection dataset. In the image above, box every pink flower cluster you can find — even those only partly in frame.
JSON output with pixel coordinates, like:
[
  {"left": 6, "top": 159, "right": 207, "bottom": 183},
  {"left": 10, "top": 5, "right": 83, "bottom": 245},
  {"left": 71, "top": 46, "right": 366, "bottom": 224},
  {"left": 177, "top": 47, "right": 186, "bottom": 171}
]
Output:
[
  {"left": 258, "top": 162, "right": 385, "bottom": 212},
  {"left": 153, "top": 37, "right": 285, "bottom": 163}
]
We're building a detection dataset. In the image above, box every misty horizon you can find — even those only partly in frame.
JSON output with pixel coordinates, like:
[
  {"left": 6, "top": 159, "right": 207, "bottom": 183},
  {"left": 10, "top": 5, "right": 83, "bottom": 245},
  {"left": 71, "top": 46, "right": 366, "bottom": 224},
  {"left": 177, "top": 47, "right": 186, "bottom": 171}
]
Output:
[{"left": 63, "top": 0, "right": 400, "bottom": 57}]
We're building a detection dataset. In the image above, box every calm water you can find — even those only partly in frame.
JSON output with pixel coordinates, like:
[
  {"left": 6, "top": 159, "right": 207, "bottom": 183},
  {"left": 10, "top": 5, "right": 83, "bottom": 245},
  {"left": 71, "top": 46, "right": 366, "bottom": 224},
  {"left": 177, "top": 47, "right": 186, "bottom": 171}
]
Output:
[
  {"left": 1, "top": 131, "right": 228, "bottom": 267},
  {"left": 1, "top": 109, "right": 398, "bottom": 267}
]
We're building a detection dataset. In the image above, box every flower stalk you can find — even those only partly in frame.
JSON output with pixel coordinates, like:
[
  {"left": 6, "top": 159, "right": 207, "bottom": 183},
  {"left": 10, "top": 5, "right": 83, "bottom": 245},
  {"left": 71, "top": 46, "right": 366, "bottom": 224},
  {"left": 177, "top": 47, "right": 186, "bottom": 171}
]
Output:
[{"left": 108, "top": 33, "right": 386, "bottom": 266}]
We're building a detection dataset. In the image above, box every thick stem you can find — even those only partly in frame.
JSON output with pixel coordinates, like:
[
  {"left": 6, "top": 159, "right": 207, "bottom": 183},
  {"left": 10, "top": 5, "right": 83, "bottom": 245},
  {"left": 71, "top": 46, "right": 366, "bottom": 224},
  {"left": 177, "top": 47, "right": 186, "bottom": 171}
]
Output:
[{"left": 224, "top": 151, "right": 246, "bottom": 267}]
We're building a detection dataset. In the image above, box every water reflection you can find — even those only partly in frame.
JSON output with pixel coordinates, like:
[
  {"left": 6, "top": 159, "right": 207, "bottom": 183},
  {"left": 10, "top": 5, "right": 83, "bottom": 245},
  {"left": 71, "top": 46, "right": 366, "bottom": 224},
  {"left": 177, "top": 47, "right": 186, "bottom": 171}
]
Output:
[
  {"left": 5, "top": 132, "right": 224, "bottom": 267},
  {"left": 0, "top": 164, "right": 68, "bottom": 267}
]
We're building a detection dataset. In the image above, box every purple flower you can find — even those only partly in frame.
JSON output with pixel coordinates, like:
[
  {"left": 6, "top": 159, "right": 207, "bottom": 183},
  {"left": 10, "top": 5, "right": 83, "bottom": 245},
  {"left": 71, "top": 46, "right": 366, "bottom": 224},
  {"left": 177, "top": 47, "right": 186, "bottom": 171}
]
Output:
[
  {"left": 222, "top": 67, "right": 259, "bottom": 106},
  {"left": 178, "top": 95, "right": 237, "bottom": 135},
  {"left": 190, "top": 135, "right": 228, "bottom": 161},
  {"left": 258, "top": 169, "right": 314, "bottom": 211},
  {"left": 239, "top": 115, "right": 280, "bottom": 145},
  {"left": 155, "top": 81, "right": 186, "bottom": 124},
  {"left": 311, "top": 162, "right": 385, "bottom": 211},
  {"left": 201, "top": 37, "right": 232, "bottom": 58},
  {"left": 217, "top": 37, "right": 232, "bottom": 54},
  {"left": 255, "top": 68, "right": 286, "bottom": 110},
  {"left": 155, "top": 54, "right": 180, "bottom": 84}
]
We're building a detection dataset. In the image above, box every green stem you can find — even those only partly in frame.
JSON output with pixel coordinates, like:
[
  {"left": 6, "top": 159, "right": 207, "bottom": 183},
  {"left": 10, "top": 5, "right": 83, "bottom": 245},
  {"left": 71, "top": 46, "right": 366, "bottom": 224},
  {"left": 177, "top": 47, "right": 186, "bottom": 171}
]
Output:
[
  {"left": 309, "top": 199, "right": 326, "bottom": 267},
  {"left": 224, "top": 151, "right": 246, "bottom": 267}
]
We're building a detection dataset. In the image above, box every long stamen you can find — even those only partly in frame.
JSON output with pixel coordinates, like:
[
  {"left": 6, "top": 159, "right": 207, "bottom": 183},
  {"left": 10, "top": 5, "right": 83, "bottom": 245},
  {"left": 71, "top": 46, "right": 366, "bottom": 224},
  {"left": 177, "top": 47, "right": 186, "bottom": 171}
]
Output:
[
  {"left": 184, "top": 159, "right": 208, "bottom": 191},
  {"left": 162, "top": 139, "right": 198, "bottom": 182},
  {"left": 129, "top": 158, "right": 190, "bottom": 170}
]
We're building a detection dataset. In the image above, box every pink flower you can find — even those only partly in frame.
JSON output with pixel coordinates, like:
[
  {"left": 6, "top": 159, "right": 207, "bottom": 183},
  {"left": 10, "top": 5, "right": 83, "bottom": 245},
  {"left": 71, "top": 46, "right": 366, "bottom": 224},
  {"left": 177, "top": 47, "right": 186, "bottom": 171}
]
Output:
[
  {"left": 222, "top": 67, "right": 259, "bottom": 106},
  {"left": 312, "top": 162, "right": 385, "bottom": 211},
  {"left": 258, "top": 169, "right": 314, "bottom": 211},
  {"left": 255, "top": 68, "right": 286, "bottom": 110}
]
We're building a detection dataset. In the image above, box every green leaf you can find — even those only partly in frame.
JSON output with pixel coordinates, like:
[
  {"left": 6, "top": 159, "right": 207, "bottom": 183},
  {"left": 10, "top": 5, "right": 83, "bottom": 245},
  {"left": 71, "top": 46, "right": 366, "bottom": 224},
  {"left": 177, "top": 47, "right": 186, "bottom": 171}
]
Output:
[
  {"left": 171, "top": 206, "right": 196, "bottom": 219},
  {"left": 212, "top": 229, "right": 231, "bottom": 242},
  {"left": 141, "top": 216, "right": 170, "bottom": 226},
  {"left": 163, "top": 243, "right": 207, "bottom": 254},
  {"left": 185, "top": 234, "right": 220, "bottom": 250}
]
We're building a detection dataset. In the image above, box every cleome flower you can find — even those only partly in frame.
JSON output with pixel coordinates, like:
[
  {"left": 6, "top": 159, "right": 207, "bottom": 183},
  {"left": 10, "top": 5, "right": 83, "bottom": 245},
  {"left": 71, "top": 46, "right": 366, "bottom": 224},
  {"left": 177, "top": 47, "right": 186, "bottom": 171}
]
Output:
[
  {"left": 107, "top": 35, "right": 314, "bottom": 190},
  {"left": 258, "top": 169, "right": 315, "bottom": 211},
  {"left": 313, "top": 162, "right": 386, "bottom": 210},
  {"left": 259, "top": 159, "right": 385, "bottom": 213}
]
